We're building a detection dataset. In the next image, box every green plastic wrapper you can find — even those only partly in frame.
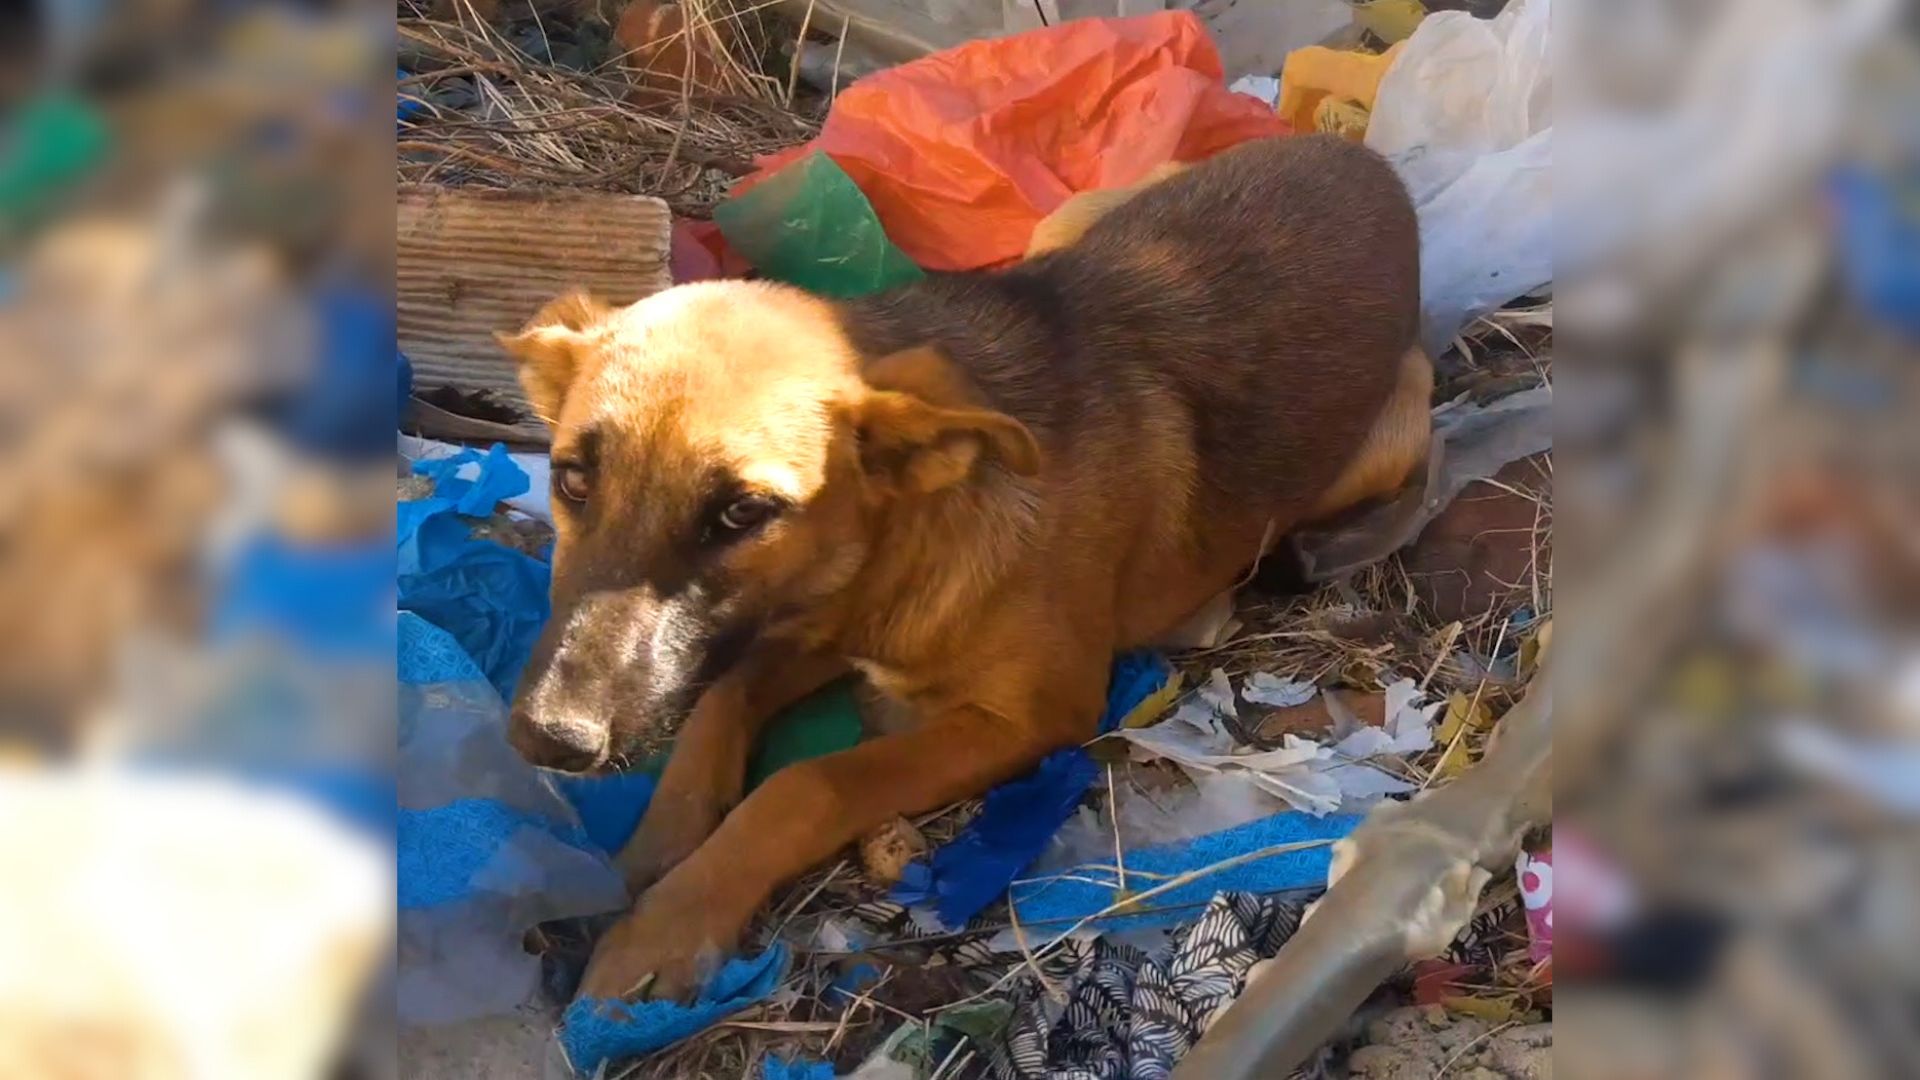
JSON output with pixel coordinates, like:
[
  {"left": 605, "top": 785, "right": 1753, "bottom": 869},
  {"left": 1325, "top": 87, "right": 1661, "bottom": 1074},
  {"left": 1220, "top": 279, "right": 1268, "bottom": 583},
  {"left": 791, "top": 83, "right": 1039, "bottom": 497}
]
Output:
[
  {"left": 634, "top": 678, "right": 864, "bottom": 788},
  {"left": 714, "top": 151, "right": 922, "bottom": 298},
  {"left": 1, "top": 94, "right": 111, "bottom": 241}
]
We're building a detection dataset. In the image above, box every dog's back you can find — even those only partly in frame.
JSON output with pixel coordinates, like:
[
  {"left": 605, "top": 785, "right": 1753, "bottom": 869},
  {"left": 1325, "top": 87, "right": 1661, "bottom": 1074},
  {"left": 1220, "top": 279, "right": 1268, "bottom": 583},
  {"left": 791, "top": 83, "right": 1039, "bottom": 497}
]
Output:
[{"left": 844, "top": 136, "right": 1419, "bottom": 557}]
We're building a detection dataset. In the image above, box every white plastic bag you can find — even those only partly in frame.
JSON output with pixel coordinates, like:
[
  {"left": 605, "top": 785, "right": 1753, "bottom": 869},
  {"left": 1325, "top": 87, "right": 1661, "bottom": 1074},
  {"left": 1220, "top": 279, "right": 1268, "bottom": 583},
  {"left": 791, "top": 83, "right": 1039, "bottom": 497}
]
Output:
[{"left": 1367, "top": 0, "right": 1552, "bottom": 354}]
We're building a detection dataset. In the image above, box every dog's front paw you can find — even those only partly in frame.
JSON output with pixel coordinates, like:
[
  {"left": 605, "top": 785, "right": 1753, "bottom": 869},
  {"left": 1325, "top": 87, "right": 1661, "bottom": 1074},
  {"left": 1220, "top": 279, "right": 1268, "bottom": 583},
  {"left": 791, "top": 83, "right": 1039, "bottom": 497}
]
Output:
[{"left": 576, "top": 879, "right": 741, "bottom": 1002}]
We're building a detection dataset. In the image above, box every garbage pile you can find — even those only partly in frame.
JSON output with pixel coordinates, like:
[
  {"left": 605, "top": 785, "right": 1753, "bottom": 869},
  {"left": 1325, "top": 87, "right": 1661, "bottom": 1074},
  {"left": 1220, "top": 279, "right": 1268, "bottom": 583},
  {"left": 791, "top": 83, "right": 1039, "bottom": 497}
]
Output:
[{"left": 395, "top": 3, "right": 1557, "bottom": 1078}]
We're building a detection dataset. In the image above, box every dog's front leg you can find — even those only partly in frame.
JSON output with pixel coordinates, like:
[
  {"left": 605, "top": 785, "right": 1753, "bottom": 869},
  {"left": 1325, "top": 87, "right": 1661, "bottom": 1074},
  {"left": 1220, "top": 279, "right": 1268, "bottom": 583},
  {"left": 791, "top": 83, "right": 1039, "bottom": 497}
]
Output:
[
  {"left": 616, "top": 646, "right": 847, "bottom": 892},
  {"left": 580, "top": 704, "right": 1085, "bottom": 1000}
]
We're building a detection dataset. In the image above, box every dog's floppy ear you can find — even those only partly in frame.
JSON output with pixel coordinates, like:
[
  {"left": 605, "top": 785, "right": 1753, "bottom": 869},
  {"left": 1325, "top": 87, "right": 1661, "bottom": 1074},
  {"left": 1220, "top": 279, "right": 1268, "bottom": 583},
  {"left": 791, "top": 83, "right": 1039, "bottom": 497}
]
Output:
[
  {"left": 851, "top": 345, "right": 1041, "bottom": 494},
  {"left": 495, "top": 291, "right": 611, "bottom": 424}
]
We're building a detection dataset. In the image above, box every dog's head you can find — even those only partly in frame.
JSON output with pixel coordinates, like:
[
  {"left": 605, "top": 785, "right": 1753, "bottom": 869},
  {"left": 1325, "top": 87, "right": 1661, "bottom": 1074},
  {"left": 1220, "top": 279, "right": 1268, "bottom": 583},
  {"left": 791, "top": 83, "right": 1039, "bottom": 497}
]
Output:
[{"left": 498, "top": 282, "right": 1040, "bottom": 771}]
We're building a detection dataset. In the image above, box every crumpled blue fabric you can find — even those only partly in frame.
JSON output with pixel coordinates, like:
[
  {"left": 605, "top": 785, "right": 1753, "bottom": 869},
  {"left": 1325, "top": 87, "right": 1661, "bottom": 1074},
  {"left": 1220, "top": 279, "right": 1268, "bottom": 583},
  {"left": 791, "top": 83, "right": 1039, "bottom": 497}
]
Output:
[
  {"left": 1009, "top": 810, "right": 1363, "bottom": 934},
  {"left": 892, "top": 652, "right": 1172, "bottom": 928},
  {"left": 560, "top": 945, "right": 791, "bottom": 1075},
  {"left": 763, "top": 1055, "right": 837, "bottom": 1080},
  {"left": 398, "top": 444, "right": 550, "bottom": 701}
]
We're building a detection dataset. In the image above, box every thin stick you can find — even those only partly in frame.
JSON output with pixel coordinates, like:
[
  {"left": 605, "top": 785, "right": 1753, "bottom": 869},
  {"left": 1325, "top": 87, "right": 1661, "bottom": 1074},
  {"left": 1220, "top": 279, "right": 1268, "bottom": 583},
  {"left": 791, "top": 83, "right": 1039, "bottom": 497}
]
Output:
[
  {"left": 1006, "top": 890, "right": 1063, "bottom": 1003},
  {"left": 928, "top": 1036, "right": 970, "bottom": 1080},
  {"left": 786, "top": 0, "right": 816, "bottom": 107},
  {"left": 931, "top": 1046, "right": 976, "bottom": 1080},
  {"left": 830, "top": 15, "right": 850, "bottom": 104},
  {"left": 1420, "top": 621, "right": 1462, "bottom": 692},
  {"left": 1107, "top": 762, "right": 1127, "bottom": 897}
]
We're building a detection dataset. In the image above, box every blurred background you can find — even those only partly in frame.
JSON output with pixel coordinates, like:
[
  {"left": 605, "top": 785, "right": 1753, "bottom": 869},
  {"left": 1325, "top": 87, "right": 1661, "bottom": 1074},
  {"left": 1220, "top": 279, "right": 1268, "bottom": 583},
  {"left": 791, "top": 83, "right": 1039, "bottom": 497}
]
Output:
[
  {"left": 0, "top": 1, "right": 395, "bottom": 1077},
  {"left": 0, "top": 0, "right": 1916, "bottom": 1076},
  {"left": 1556, "top": 0, "right": 1920, "bottom": 1076}
]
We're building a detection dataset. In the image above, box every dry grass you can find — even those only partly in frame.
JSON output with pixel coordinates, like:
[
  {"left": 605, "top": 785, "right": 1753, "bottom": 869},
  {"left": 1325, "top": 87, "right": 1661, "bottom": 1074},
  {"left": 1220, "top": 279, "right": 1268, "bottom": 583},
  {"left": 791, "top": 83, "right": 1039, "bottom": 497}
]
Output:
[{"left": 397, "top": 0, "right": 820, "bottom": 216}]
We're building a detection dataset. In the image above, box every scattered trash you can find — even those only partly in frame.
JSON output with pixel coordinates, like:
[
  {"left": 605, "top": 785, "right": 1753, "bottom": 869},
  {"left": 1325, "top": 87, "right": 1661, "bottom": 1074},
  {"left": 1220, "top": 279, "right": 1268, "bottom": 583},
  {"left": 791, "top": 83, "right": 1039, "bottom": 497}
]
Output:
[
  {"left": 561, "top": 945, "right": 791, "bottom": 1074},
  {"left": 734, "top": 12, "right": 1287, "bottom": 270},
  {"left": 892, "top": 651, "right": 1173, "bottom": 928},
  {"left": 1366, "top": 0, "right": 1551, "bottom": 353},
  {"left": 1242, "top": 672, "right": 1316, "bottom": 708},
  {"left": 998, "top": 893, "right": 1309, "bottom": 1080},
  {"left": 1275, "top": 44, "right": 1404, "bottom": 138},
  {"left": 1517, "top": 846, "right": 1552, "bottom": 965},
  {"left": 1009, "top": 810, "right": 1359, "bottom": 934},
  {"left": 848, "top": 998, "right": 1012, "bottom": 1079},
  {"left": 399, "top": 445, "right": 550, "bottom": 701},
  {"left": 714, "top": 152, "right": 924, "bottom": 297},
  {"left": 397, "top": 612, "right": 627, "bottom": 1025},
  {"left": 1118, "top": 670, "right": 1439, "bottom": 815},
  {"left": 396, "top": 186, "right": 672, "bottom": 435}
]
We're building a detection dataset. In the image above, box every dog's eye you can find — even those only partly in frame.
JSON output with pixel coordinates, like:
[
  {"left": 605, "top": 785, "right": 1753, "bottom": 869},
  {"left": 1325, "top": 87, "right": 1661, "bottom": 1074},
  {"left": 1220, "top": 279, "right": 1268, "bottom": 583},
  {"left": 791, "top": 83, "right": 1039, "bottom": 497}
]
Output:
[
  {"left": 554, "top": 465, "right": 591, "bottom": 503},
  {"left": 716, "top": 495, "right": 779, "bottom": 533}
]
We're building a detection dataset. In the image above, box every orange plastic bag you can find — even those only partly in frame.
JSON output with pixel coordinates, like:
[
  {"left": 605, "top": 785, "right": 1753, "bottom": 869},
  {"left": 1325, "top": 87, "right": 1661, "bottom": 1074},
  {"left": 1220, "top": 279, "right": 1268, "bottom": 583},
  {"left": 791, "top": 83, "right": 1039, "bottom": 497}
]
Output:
[{"left": 737, "top": 12, "right": 1290, "bottom": 271}]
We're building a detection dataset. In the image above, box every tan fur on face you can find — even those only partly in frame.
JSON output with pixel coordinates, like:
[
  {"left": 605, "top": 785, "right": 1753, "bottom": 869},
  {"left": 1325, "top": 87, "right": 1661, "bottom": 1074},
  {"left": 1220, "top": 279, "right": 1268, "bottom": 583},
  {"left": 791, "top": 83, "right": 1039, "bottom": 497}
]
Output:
[{"left": 498, "top": 281, "right": 1046, "bottom": 766}]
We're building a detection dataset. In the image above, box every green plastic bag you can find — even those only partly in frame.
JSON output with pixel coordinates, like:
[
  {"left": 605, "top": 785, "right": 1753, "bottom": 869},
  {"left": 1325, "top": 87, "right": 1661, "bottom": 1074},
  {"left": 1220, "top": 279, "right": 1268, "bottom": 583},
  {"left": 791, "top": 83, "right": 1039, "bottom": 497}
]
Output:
[
  {"left": 633, "top": 677, "right": 864, "bottom": 789},
  {"left": 714, "top": 152, "right": 922, "bottom": 298},
  {"left": 1, "top": 94, "right": 110, "bottom": 242}
]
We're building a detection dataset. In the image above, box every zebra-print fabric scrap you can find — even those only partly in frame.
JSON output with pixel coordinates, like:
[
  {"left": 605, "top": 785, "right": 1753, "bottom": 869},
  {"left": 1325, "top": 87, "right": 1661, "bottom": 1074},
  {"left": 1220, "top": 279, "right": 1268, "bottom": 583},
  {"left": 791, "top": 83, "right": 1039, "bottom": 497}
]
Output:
[{"left": 991, "top": 892, "right": 1310, "bottom": 1080}]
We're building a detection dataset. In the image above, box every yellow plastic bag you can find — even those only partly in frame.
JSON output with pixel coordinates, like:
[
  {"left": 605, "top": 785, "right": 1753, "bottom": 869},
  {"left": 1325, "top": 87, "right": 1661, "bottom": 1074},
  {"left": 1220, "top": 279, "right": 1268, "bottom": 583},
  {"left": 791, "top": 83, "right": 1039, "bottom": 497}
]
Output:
[{"left": 1275, "top": 43, "right": 1405, "bottom": 139}]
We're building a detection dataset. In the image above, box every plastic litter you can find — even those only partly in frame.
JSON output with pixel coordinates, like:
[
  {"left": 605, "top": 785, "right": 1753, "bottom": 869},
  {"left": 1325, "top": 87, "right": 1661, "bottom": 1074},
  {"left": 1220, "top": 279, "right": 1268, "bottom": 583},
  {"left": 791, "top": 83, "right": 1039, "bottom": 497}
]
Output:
[
  {"left": 560, "top": 945, "right": 790, "bottom": 1074},
  {"left": 396, "top": 613, "right": 627, "bottom": 1026},
  {"left": 763, "top": 1055, "right": 837, "bottom": 1080},
  {"left": 734, "top": 11, "right": 1288, "bottom": 271},
  {"left": 1275, "top": 43, "right": 1404, "bottom": 138},
  {"left": 398, "top": 444, "right": 550, "bottom": 701},
  {"left": 891, "top": 651, "right": 1173, "bottom": 928},
  {"left": 1365, "top": 0, "right": 1551, "bottom": 354},
  {"left": 1119, "top": 670, "right": 1439, "bottom": 815},
  {"left": 1517, "top": 846, "right": 1552, "bottom": 965},
  {"left": 1009, "top": 810, "right": 1360, "bottom": 934},
  {"left": 714, "top": 152, "right": 924, "bottom": 298}
]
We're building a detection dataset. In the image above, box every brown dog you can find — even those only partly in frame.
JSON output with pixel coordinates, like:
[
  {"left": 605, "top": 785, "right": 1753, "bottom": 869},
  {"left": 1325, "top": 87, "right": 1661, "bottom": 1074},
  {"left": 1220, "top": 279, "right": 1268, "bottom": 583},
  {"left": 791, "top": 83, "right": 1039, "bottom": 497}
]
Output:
[{"left": 499, "top": 135, "right": 1425, "bottom": 1001}]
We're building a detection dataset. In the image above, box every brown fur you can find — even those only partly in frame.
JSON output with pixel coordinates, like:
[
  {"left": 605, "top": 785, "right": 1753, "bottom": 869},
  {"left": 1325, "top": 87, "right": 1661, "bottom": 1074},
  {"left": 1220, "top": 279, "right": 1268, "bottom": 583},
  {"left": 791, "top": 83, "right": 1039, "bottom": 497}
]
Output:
[{"left": 498, "top": 135, "right": 1423, "bottom": 1000}]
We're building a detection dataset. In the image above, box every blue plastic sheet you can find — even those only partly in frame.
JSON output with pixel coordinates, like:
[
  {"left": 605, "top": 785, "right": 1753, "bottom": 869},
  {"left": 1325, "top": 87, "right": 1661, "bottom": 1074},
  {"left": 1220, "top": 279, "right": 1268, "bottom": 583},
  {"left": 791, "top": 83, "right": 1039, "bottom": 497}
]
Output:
[
  {"left": 1009, "top": 810, "right": 1362, "bottom": 934},
  {"left": 763, "top": 1055, "right": 837, "bottom": 1080},
  {"left": 397, "top": 613, "right": 629, "bottom": 1025}
]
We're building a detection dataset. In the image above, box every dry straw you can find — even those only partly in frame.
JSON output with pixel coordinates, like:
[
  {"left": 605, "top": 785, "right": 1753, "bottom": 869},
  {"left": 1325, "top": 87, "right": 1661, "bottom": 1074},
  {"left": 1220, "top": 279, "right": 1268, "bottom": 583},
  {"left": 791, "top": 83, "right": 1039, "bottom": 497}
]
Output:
[{"left": 398, "top": 0, "right": 820, "bottom": 216}]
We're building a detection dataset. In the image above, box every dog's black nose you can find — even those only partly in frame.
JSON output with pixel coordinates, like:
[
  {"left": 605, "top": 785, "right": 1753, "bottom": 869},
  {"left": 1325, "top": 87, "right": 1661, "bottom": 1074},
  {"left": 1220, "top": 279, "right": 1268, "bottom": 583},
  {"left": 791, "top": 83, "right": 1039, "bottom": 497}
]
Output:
[{"left": 507, "top": 709, "right": 607, "bottom": 772}]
